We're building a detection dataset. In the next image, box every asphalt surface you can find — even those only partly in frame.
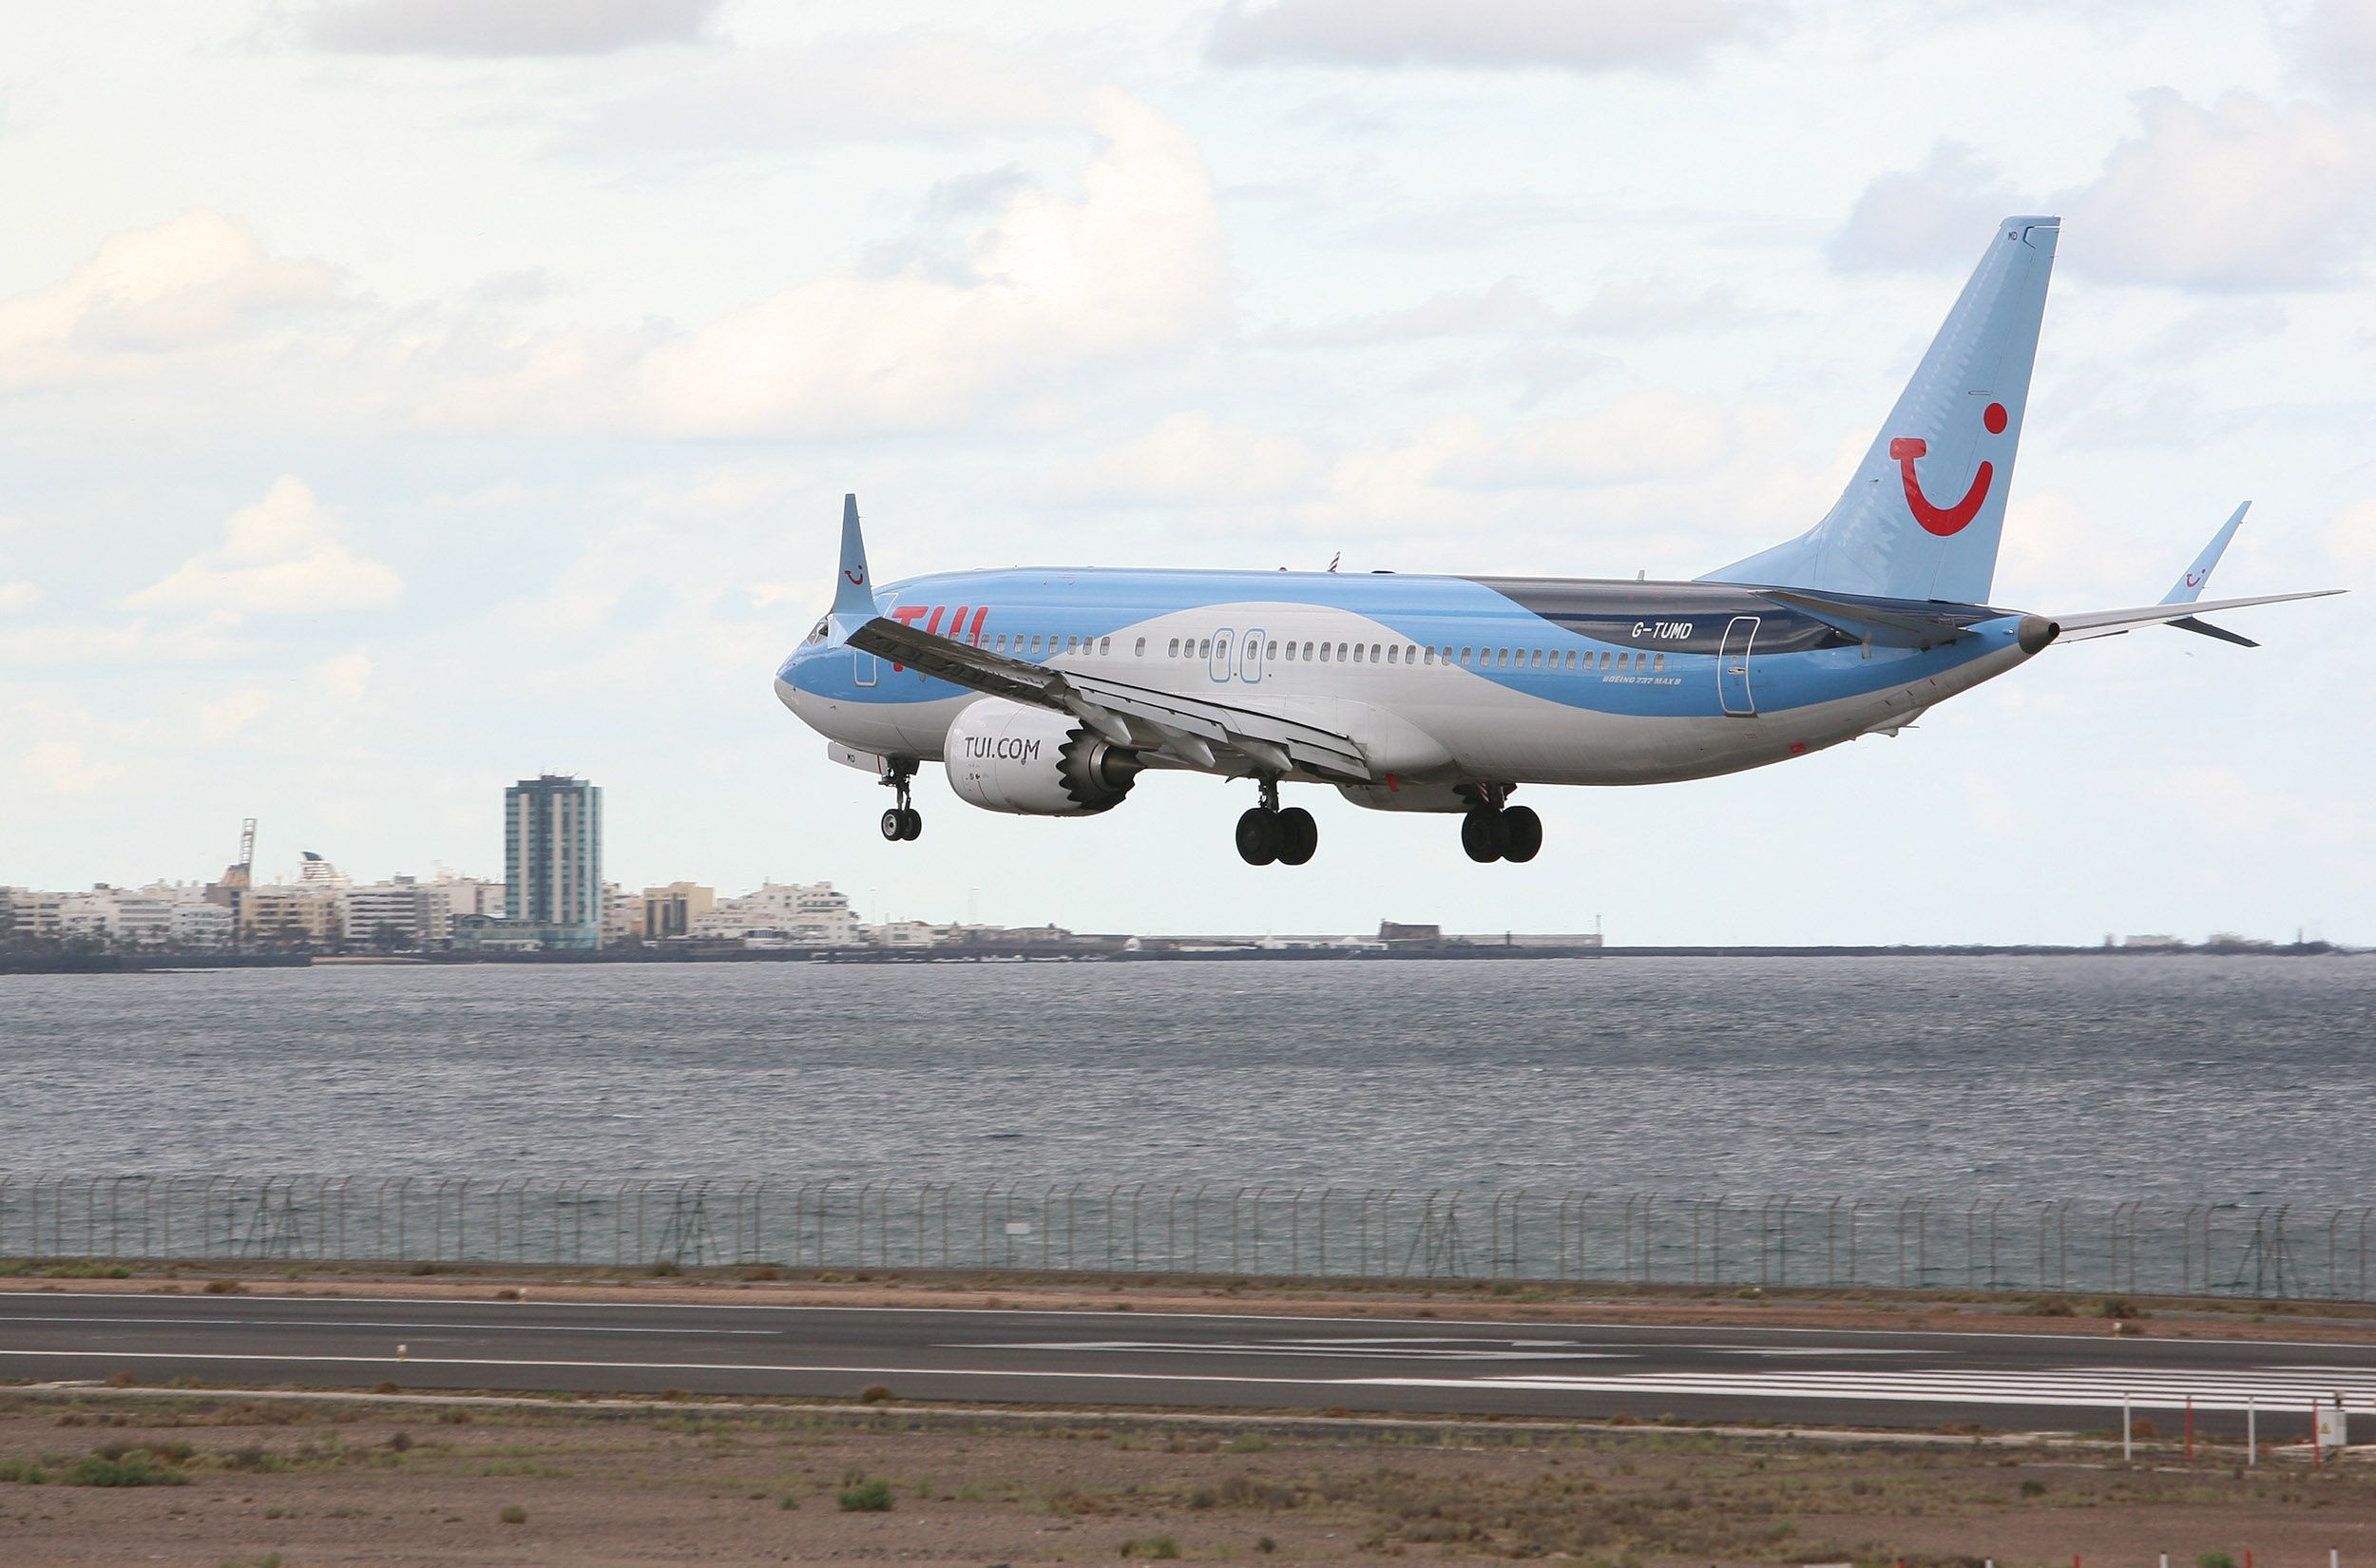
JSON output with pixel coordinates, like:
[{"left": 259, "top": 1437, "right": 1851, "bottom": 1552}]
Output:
[{"left": 4, "top": 1292, "right": 2373, "bottom": 1436}]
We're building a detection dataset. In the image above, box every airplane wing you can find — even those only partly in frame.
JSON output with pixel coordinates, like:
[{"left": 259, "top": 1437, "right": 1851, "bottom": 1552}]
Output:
[
  {"left": 846, "top": 617, "right": 1376, "bottom": 783},
  {"left": 2048, "top": 589, "right": 2343, "bottom": 643}
]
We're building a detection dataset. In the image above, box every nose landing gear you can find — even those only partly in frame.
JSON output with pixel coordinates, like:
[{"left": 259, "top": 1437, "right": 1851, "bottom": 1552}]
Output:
[
  {"left": 879, "top": 759, "right": 922, "bottom": 842},
  {"left": 1236, "top": 777, "right": 1318, "bottom": 867},
  {"left": 1459, "top": 785, "right": 1541, "bottom": 864}
]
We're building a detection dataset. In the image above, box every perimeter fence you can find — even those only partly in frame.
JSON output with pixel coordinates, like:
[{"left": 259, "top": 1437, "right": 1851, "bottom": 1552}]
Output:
[{"left": 2, "top": 1176, "right": 2370, "bottom": 1302}]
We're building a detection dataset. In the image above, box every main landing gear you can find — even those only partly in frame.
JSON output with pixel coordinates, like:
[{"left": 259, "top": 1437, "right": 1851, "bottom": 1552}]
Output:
[
  {"left": 1460, "top": 785, "right": 1541, "bottom": 864},
  {"left": 878, "top": 760, "right": 922, "bottom": 842},
  {"left": 1236, "top": 777, "right": 1317, "bottom": 867}
]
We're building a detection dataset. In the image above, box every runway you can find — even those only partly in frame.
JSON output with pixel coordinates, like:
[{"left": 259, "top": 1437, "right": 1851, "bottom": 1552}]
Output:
[{"left": 4, "top": 1292, "right": 2372, "bottom": 1436}]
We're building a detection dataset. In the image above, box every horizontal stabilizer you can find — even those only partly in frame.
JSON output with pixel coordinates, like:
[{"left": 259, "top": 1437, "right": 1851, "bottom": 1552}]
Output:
[
  {"left": 1756, "top": 588, "right": 1979, "bottom": 649},
  {"left": 2166, "top": 615, "right": 2257, "bottom": 648},
  {"left": 2051, "top": 589, "right": 2342, "bottom": 643}
]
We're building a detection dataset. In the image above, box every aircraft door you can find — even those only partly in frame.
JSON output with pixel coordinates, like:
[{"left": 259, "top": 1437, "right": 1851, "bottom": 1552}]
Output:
[
  {"left": 1240, "top": 627, "right": 1265, "bottom": 683},
  {"left": 1209, "top": 629, "right": 1234, "bottom": 683},
  {"left": 854, "top": 649, "right": 878, "bottom": 687},
  {"left": 1718, "top": 616, "right": 1758, "bottom": 716}
]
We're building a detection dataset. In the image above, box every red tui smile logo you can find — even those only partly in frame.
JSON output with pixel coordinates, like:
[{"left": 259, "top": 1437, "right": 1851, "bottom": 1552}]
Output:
[
  {"left": 844, "top": 568, "right": 866, "bottom": 585},
  {"left": 1891, "top": 401, "right": 2007, "bottom": 538}
]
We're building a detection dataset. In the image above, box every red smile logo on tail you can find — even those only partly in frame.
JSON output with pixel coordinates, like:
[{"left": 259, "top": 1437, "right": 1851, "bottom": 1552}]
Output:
[
  {"left": 844, "top": 568, "right": 866, "bottom": 586},
  {"left": 1891, "top": 401, "right": 2007, "bottom": 537}
]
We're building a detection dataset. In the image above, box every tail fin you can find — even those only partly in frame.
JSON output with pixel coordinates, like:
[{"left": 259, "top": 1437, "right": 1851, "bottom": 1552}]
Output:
[
  {"left": 832, "top": 492, "right": 875, "bottom": 619},
  {"left": 1703, "top": 216, "right": 2060, "bottom": 604}
]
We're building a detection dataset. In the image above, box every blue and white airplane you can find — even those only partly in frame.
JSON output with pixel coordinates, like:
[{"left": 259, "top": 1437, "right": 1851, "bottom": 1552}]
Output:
[{"left": 776, "top": 216, "right": 2338, "bottom": 866}]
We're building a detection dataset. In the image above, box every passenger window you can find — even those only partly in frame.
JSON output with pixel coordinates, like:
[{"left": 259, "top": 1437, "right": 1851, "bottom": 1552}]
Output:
[
  {"left": 1653, "top": 652, "right": 1666, "bottom": 672},
  {"left": 1599, "top": 651, "right": 1611, "bottom": 670},
  {"left": 1199, "top": 638, "right": 1213, "bottom": 659},
  {"left": 1460, "top": 647, "right": 1472, "bottom": 665},
  {"left": 1167, "top": 638, "right": 1179, "bottom": 657},
  {"left": 1496, "top": 648, "right": 1509, "bottom": 668},
  {"left": 1101, "top": 637, "right": 1111, "bottom": 655},
  {"left": 1387, "top": 645, "right": 1398, "bottom": 665},
  {"left": 1029, "top": 635, "right": 1043, "bottom": 654},
  {"left": 1217, "top": 633, "right": 1231, "bottom": 661},
  {"left": 1134, "top": 637, "right": 1145, "bottom": 656},
  {"left": 1283, "top": 641, "right": 1295, "bottom": 660},
  {"left": 1352, "top": 643, "right": 1364, "bottom": 663},
  {"left": 992, "top": 634, "right": 1006, "bottom": 652},
  {"left": 1424, "top": 647, "right": 1436, "bottom": 665},
  {"left": 1303, "top": 641, "right": 1314, "bottom": 660},
  {"left": 1530, "top": 649, "right": 1542, "bottom": 669},
  {"left": 1065, "top": 637, "right": 1079, "bottom": 652},
  {"left": 1319, "top": 642, "right": 1332, "bottom": 661},
  {"left": 1267, "top": 641, "right": 1277, "bottom": 659},
  {"left": 1370, "top": 643, "right": 1382, "bottom": 662},
  {"left": 1338, "top": 642, "right": 1350, "bottom": 660}
]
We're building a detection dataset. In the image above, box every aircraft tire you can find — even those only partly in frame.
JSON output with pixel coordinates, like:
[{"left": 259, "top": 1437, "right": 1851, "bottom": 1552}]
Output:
[
  {"left": 1274, "top": 807, "right": 1318, "bottom": 866},
  {"left": 899, "top": 808, "right": 923, "bottom": 841},
  {"left": 1460, "top": 811, "right": 1504, "bottom": 863},
  {"left": 881, "top": 809, "right": 907, "bottom": 843},
  {"left": 1499, "top": 805, "right": 1542, "bottom": 863},
  {"left": 1236, "top": 807, "right": 1280, "bottom": 866}
]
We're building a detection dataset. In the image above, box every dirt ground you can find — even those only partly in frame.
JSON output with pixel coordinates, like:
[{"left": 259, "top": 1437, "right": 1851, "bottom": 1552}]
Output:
[
  {"left": 7, "top": 1261, "right": 2376, "bottom": 1348},
  {"left": 1, "top": 1390, "right": 2372, "bottom": 1568}
]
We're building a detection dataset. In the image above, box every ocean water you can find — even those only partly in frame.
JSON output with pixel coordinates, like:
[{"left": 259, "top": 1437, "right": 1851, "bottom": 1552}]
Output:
[{"left": 1, "top": 956, "right": 2370, "bottom": 1203}]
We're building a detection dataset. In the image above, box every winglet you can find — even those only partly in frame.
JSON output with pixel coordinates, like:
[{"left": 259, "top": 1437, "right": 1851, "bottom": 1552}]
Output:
[
  {"left": 832, "top": 493, "right": 874, "bottom": 618},
  {"left": 2162, "top": 501, "right": 2250, "bottom": 605}
]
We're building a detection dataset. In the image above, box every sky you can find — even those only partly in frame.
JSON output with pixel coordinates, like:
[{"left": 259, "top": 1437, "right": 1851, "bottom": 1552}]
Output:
[{"left": 2, "top": 0, "right": 2370, "bottom": 945}]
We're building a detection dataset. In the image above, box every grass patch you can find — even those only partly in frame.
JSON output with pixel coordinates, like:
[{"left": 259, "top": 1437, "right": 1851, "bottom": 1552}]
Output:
[
  {"left": 66, "top": 1452, "right": 189, "bottom": 1487},
  {"left": 1121, "top": 1535, "right": 1181, "bottom": 1558},
  {"left": 838, "top": 1477, "right": 894, "bottom": 1511},
  {"left": 499, "top": 1503, "right": 527, "bottom": 1524},
  {"left": 0, "top": 1458, "right": 50, "bottom": 1484}
]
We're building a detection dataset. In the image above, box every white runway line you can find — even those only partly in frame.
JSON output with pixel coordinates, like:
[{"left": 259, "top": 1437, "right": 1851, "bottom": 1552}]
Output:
[
  {"left": 0, "top": 1314, "right": 772, "bottom": 1336},
  {"left": 1364, "top": 1365, "right": 2376, "bottom": 1413}
]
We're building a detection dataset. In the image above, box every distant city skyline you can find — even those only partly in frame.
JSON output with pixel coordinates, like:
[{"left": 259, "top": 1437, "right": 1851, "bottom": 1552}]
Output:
[{"left": 2, "top": 2, "right": 2368, "bottom": 945}]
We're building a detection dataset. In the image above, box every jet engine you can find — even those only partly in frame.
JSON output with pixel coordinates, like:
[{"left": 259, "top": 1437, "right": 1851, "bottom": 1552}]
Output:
[{"left": 944, "top": 699, "right": 1142, "bottom": 816}]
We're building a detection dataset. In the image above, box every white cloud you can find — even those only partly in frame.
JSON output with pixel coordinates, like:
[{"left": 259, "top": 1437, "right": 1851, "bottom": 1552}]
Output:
[
  {"left": 1036, "top": 413, "right": 1330, "bottom": 507},
  {"left": 2327, "top": 499, "right": 2376, "bottom": 581},
  {"left": 1433, "top": 392, "right": 1740, "bottom": 488},
  {"left": 1274, "top": 277, "right": 1751, "bottom": 347},
  {"left": 0, "top": 580, "right": 35, "bottom": 612},
  {"left": 1208, "top": 0, "right": 1755, "bottom": 71},
  {"left": 619, "top": 92, "right": 1225, "bottom": 437},
  {"left": 2067, "top": 92, "right": 2376, "bottom": 289},
  {"left": 1829, "top": 143, "right": 2022, "bottom": 273},
  {"left": 2293, "top": 0, "right": 2376, "bottom": 101},
  {"left": 566, "top": 35, "right": 1084, "bottom": 155},
  {"left": 17, "top": 738, "right": 116, "bottom": 795},
  {"left": 125, "top": 478, "right": 402, "bottom": 617},
  {"left": 0, "top": 210, "right": 335, "bottom": 389},
  {"left": 315, "top": 651, "right": 375, "bottom": 700},
  {"left": 304, "top": 0, "right": 721, "bottom": 56}
]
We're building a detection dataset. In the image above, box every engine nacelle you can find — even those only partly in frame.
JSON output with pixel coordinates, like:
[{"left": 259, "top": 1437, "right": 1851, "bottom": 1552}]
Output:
[{"left": 945, "top": 699, "right": 1142, "bottom": 816}]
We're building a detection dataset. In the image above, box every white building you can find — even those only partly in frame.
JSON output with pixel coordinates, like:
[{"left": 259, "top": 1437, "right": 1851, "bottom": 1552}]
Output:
[
  {"left": 344, "top": 877, "right": 450, "bottom": 948},
  {"left": 692, "top": 881, "right": 863, "bottom": 947},
  {"left": 170, "top": 901, "right": 234, "bottom": 946}
]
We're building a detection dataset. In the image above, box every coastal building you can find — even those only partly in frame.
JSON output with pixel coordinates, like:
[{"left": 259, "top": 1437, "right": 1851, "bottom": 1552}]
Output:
[
  {"left": 691, "top": 881, "right": 859, "bottom": 946},
  {"left": 344, "top": 876, "right": 449, "bottom": 949},
  {"left": 638, "top": 882, "right": 716, "bottom": 941},
  {"left": 502, "top": 774, "right": 603, "bottom": 950},
  {"left": 240, "top": 886, "right": 345, "bottom": 946}
]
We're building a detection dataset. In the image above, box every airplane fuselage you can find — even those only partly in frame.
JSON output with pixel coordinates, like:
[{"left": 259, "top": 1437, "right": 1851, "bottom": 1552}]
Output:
[{"left": 775, "top": 566, "right": 2040, "bottom": 798}]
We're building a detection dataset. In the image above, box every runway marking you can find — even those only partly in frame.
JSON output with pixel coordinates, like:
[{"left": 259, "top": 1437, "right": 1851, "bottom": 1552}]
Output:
[
  {"left": 1366, "top": 1366, "right": 2376, "bottom": 1414},
  {"left": 955, "top": 1338, "right": 1623, "bottom": 1362},
  {"left": 0, "top": 1315, "right": 772, "bottom": 1336}
]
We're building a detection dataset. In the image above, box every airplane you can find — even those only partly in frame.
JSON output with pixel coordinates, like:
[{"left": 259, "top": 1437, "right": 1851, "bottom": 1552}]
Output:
[{"left": 774, "top": 216, "right": 2339, "bottom": 866}]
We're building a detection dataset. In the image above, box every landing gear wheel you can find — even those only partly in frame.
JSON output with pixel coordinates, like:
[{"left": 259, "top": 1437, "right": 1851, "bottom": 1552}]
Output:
[
  {"left": 897, "top": 807, "right": 923, "bottom": 841},
  {"left": 1499, "top": 805, "right": 1542, "bottom": 863},
  {"left": 881, "top": 808, "right": 907, "bottom": 843},
  {"left": 1236, "top": 807, "right": 1280, "bottom": 866},
  {"left": 1274, "top": 807, "right": 1318, "bottom": 866},
  {"left": 1461, "top": 811, "right": 1504, "bottom": 863}
]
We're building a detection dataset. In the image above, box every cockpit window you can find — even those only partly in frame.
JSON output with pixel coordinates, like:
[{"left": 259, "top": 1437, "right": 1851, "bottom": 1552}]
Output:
[{"left": 803, "top": 618, "right": 830, "bottom": 646}]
